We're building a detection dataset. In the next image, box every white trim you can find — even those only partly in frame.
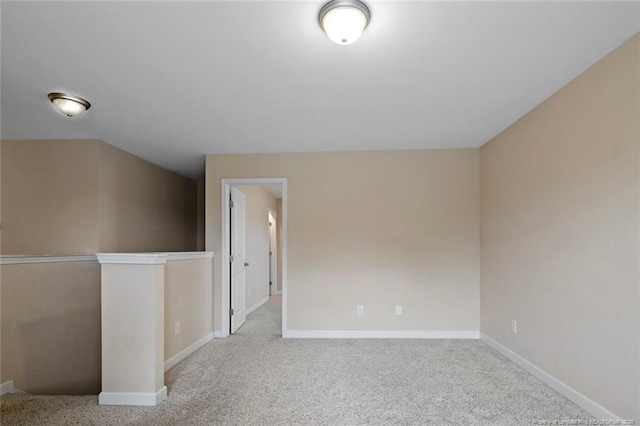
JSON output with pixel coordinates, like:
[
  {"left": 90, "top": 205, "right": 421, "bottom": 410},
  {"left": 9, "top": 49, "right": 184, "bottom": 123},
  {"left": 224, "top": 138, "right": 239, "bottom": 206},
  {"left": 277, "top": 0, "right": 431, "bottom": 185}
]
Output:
[
  {"left": 480, "top": 333, "right": 622, "bottom": 421},
  {"left": 221, "top": 178, "right": 288, "bottom": 338},
  {"left": 222, "top": 181, "right": 230, "bottom": 336},
  {"left": 99, "top": 386, "right": 167, "bottom": 406},
  {"left": 1, "top": 253, "right": 216, "bottom": 265},
  {"left": 214, "top": 330, "right": 228, "bottom": 338},
  {"left": 0, "top": 255, "right": 97, "bottom": 265},
  {"left": 164, "top": 332, "right": 214, "bottom": 371},
  {"left": 166, "top": 252, "right": 215, "bottom": 261},
  {"left": 0, "top": 380, "right": 14, "bottom": 395},
  {"left": 97, "top": 253, "right": 168, "bottom": 265},
  {"left": 245, "top": 296, "right": 269, "bottom": 317},
  {"left": 283, "top": 330, "right": 480, "bottom": 339},
  {"left": 1, "top": 381, "right": 27, "bottom": 395},
  {"left": 276, "top": 291, "right": 282, "bottom": 295},
  {"left": 281, "top": 180, "right": 288, "bottom": 338}
]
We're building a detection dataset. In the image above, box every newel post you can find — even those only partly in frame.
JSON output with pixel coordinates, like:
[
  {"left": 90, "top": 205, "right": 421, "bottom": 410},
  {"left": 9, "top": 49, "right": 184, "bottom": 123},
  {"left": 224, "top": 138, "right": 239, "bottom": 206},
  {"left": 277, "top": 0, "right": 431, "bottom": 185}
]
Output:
[{"left": 96, "top": 253, "right": 168, "bottom": 406}]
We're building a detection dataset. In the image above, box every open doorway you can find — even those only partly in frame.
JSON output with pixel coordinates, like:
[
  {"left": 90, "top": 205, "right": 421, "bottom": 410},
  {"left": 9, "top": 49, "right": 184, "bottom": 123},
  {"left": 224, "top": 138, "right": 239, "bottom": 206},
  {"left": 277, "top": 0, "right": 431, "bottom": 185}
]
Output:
[{"left": 221, "top": 178, "right": 287, "bottom": 337}]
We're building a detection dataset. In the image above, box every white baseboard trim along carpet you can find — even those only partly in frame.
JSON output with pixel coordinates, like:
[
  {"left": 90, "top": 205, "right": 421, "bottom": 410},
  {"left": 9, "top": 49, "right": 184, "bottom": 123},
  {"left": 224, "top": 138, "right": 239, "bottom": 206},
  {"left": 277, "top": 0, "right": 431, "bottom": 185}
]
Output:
[
  {"left": 164, "top": 332, "right": 214, "bottom": 371},
  {"left": 480, "top": 333, "right": 621, "bottom": 421},
  {"left": 0, "top": 381, "right": 14, "bottom": 396},
  {"left": 0, "top": 300, "right": 598, "bottom": 424},
  {"left": 0, "top": 380, "right": 27, "bottom": 396},
  {"left": 98, "top": 386, "right": 167, "bottom": 406},
  {"left": 244, "top": 296, "right": 269, "bottom": 317},
  {"left": 284, "top": 330, "right": 479, "bottom": 339}
]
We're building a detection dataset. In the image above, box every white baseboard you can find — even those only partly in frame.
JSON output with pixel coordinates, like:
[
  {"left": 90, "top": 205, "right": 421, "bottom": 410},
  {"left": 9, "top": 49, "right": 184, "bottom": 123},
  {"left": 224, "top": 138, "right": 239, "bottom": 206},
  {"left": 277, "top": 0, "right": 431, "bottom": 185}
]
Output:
[
  {"left": 1, "top": 380, "right": 14, "bottom": 395},
  {"left": 283, "top": 330, "right": 479, "bottom": 339},
  {"left": 99, "top": 386, "right": 167, "bottom": 406},
  {"left": 480, "top": 333, "right": 621, "bottom": 421},
  {"left": 164, "top": 332, "right": 214, "bottom": 371},
  {"left": 214, "top": 330, "right": 228, "bottom": 338},
  {"left": 245, "top": 296, "right": 269, "bottom": 317}
]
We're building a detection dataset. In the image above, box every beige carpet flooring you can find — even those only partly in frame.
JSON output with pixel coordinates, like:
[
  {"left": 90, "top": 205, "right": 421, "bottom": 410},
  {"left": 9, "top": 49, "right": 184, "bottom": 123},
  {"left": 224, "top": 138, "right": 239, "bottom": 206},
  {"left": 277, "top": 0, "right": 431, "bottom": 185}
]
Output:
[{"left": 0, "top": 298, "right": 594, "bottom": 425}]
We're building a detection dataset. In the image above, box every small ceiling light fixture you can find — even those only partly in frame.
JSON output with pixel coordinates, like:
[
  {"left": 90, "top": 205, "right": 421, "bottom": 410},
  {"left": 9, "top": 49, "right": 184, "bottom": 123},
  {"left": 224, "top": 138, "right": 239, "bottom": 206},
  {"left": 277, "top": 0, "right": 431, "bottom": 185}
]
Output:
[
  {"left": 47, "top": 92, "right": 91, "bottom": 117},
  {"left": 319, "top": 0, "right": 370, "bottom": 45}
]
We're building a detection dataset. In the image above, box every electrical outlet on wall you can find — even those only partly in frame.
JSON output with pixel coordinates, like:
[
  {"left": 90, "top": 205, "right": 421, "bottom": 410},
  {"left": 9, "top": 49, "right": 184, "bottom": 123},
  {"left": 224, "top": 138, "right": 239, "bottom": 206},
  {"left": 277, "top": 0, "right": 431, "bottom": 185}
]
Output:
[
  {"left": 175, "top": 320, "right": 181, "bottom": 335},
  {"left": 356, "top": 305, "right": 364, "bottom": 316},
  {"left": 395, "top": 305, "right": 403, "bottom": 316},
  {"left": 511, "top": 319, "right": 517, "bottom": 334}
]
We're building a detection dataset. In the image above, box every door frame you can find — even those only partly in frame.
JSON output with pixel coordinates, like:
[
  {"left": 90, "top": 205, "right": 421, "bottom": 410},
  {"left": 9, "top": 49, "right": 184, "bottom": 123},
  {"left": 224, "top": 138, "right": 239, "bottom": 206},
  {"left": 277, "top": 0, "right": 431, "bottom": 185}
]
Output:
[
  {"left": 267, "top": 208, "right": 278, "bottom": 296},
  {"left": 220, "top": 178, "right": 288, "bottom": 338}
]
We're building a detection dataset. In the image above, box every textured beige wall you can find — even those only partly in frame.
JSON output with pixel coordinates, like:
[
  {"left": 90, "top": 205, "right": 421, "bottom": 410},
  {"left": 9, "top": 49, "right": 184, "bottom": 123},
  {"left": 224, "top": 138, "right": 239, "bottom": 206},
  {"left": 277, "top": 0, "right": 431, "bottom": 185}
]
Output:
[
  {"left": 206, "top": 149, "right": 480, "bottom": 332},
  {"left": 98, "top": 142, "right": 197, "bottom": 253},
  {"left": 0, "top": 261, "right": 101, "bottom": 394},
  {"left": 0, "top": 139, "right": 198, "bottom": 255},
  {"left": 197, "top": 181, "right": 206, "bottom": 251},
  {"left": 236, "top": 185, "right": 277, "bottom": 309},
  {"left": 480, "top": 34, "right": 639, "bottom": 420},
  {"left": 1, "top": 140, "right": 101, "bottom": 255},
  {"left": 0, "top": 138, "right": 200, "bottom": 395},
  {"left": 164, "top": 258, "right": 213, "bottom": 361}
]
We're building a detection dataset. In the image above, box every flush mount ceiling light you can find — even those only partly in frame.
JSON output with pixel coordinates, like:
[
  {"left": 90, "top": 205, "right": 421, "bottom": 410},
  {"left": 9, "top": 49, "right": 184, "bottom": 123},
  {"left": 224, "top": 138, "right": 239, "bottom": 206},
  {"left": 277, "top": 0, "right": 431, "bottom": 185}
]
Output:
[
  {"left": 319, "top": 0, "right": 370, "bottom": 45},
  {"left": 47, "top": 92, "right": 91, "bottom": 117}
]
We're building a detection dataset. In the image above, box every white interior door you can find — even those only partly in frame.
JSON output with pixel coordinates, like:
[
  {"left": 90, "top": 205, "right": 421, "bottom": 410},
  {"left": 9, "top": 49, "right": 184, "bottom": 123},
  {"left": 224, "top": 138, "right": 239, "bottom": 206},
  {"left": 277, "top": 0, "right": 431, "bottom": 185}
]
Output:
[
  {"left": 268, "top": 210, "right": 277, "bottom": 296},
  {"left": 230, "top": 187, "right": 247, "bottom": 334}
]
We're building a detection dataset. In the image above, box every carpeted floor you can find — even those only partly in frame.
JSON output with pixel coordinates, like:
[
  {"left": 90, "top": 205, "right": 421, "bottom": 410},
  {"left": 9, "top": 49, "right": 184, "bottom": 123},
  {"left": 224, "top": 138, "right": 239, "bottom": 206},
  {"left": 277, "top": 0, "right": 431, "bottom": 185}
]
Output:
[{"left": 0, "top": 297, "right": 594, "bottom": 425}]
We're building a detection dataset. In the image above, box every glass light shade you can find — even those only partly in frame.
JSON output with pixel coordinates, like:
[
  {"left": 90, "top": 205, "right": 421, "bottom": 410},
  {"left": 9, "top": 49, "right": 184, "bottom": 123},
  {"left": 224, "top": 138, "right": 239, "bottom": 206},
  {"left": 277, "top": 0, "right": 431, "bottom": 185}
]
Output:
[
  {"left": 321, "top": 6, "right": 368, "bottom": 45},
  {"left": 52, "top": 98, "right": 87, "bottom": 117},
  {"left": 48, "top": 92, "right": 91, "bottom": 117}
]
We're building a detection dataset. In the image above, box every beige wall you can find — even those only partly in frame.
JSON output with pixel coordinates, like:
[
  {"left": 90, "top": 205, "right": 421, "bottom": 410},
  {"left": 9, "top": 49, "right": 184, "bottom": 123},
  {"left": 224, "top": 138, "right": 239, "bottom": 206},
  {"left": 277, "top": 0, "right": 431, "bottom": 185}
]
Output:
[
  {"left": 206, "top": 149, "right": 480, "bottom": 332},
  {"left": 0, "top": 260, "right": 101, "bottom": 394},
  {"left": 197, "top": 181, "right": 206, "bottom": 251},
  {"left": 165, "top": 257, "right": 213, "bottom": 361},
  {"left": 236, "top": 185, "right": 277, "bottom": 309},
  {"left": 0, "top": 139, "right": 198, "bottom": 255},
  {"left": 1, "top": 140, "right": 101, "bottom": 255},
  {"left": 98, "top": 142, "right": 197, "bottom": 253},
  {"left": 480, "top": 34, "right": 639, "bottom": 420},
  {"left": 0, "top": 138, "right": 200, "bottom": 395}
]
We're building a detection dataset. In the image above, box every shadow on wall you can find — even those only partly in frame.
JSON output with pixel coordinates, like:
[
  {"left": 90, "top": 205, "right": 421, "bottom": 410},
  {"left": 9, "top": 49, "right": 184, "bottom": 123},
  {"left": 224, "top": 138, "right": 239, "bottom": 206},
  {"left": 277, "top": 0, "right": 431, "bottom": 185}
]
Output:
[
  {"left": 23, "top": 309, "right": 101, "bottom": 394},
  {"left": 0, "top": 260, "right": 102, "bottom": 395}
]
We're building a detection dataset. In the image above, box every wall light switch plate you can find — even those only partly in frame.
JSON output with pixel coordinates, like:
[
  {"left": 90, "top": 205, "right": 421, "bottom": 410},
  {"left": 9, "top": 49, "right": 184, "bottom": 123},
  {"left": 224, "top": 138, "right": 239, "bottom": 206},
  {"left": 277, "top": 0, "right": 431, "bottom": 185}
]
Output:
[
  {"left": 356, "top": 305, "right": 364, "bottom": 316},
  {"left": 511, "top": 319, "right": 517, "bottom": 334},
  {"left": 175, "top": 320, "right": 181, "bottom": 335}
]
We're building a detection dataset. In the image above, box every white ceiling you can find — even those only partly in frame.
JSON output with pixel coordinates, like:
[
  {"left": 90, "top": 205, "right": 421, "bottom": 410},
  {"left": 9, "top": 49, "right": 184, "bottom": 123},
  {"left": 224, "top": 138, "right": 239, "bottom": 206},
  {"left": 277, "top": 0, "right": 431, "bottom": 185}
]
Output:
[{"left": 2, "top": 1, "right": 638, "bottom": 180}]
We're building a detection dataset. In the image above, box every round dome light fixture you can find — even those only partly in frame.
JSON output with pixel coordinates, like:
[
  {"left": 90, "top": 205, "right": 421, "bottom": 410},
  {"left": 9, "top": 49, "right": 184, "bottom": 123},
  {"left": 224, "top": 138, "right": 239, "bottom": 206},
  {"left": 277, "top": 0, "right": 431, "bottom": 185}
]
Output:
[
  {"left": 319, "top": 0, "right": 370, "bottom": 45},
  {"left": 47, "top": 92, "right": 91, "bottom": 117}
]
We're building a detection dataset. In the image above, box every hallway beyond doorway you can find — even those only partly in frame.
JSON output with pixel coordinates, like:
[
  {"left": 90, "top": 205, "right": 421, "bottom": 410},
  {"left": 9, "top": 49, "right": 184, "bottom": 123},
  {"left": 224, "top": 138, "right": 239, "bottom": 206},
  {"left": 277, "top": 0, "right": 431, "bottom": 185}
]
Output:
[{"left": 234, "top": 295, "right": 282, "bottom": 337}]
